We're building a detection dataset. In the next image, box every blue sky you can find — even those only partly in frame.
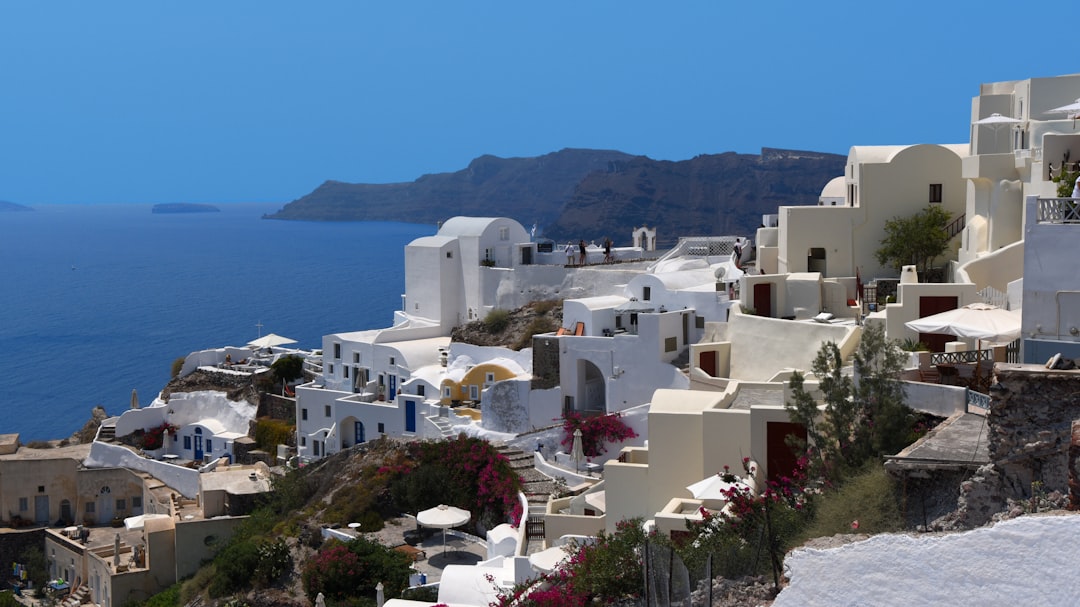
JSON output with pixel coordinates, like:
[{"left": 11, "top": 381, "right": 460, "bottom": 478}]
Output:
[{"left": 1, "top": 2, "right": 1075, "bottom": 205}]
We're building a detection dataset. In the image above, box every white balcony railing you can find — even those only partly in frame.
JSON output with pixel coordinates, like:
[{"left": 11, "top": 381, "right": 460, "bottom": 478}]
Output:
[{"left": 1037, "top": 198, "right": 1080, "bottom": 223}]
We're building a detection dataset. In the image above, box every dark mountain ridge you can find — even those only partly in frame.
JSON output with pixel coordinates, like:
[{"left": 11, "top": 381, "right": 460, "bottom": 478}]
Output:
[{"left": 265, "top": 147, "right": 845, "bottom": 244}]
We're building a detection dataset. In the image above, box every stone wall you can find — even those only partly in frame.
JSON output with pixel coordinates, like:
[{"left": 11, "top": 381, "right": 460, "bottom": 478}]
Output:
[
  {"left": 531, "top": 336, "right": 561, "bottom": 390},
  {"left": 259, "top": 393, "right": 296, "bottom": 422},
  {"left": 954, "top": 364, "right": 1080, "bottom": 526},
  {"left": 0, "top": 528, "right": 46, "bottom": 587}
]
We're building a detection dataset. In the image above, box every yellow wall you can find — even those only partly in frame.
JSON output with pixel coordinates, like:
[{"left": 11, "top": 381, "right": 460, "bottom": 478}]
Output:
[{"left": 440, "top": 362, "right": 517, "bottom": 404}]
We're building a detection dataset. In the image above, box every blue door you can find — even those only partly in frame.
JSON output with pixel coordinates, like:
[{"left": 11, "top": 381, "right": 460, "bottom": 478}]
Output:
[
  {"left": 355, "top": 421, "right": 365, "bottom": 444},
  {"left": 194, "top": 428, "right": 204, "bottom": 461},
  {"left": 389, "top": 374, "right": 397, "bottom": 401},
  {"left": 405, "top": 400, "right": 416, "bottom": 433}
]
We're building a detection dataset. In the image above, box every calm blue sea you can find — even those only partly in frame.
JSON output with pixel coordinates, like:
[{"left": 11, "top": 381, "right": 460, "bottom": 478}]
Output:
[{"left": 0, "top": 203, "right": 433, "bottom": 441}]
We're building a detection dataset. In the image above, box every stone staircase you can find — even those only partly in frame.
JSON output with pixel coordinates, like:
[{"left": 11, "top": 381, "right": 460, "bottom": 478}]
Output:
[
  {"left": 497, "top": 446, "right": 556, "bottom": 513},
  {"left": 427, "top": 415, "right": 455, "bottom": 437},
  {"left": 97, "top": 424, "right": 116, "bottom": 442}
]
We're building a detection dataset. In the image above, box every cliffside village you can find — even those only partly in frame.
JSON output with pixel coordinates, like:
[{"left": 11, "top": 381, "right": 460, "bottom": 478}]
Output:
[{"left": 3, "top": 72, "right": 1080, "bottom": 606}]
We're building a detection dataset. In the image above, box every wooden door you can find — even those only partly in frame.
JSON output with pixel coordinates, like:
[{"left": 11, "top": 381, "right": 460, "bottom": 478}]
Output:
[
  {"left": 753, "top": 283, "right": 772, "bottom": 317},
  {"left": 918, "top": 296, "right": 959, "bottom": 352},
  {"left": 766, "top": 421, "right": 807, "bottom": 483}
]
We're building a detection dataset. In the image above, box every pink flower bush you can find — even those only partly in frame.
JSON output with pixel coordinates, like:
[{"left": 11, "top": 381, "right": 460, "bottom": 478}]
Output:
[{"left": 559, "top": 412, "right": 638, "bottom": 457}]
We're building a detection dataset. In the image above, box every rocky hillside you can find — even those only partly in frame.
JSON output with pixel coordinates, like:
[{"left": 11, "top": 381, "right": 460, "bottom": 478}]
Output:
[
  {"left": 450, "top": 300, "right": 563, "bottom": 350},
  {"left": 265, "top": 147, "right": 844, "bottom": 245}
]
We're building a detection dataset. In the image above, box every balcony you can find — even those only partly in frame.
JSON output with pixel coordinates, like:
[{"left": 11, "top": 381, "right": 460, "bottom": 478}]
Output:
[{"left": 1037, "top": 198, "right": 1080, "bottom": 223}]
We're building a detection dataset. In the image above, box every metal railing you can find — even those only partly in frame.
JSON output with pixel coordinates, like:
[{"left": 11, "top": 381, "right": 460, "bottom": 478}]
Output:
[
  {"left": 945, "top": 213, "right": 966, "bottom": 239},
  {"left": 1037, "top": 198, "right": 1080, "bottom": 223},
  {"left": 965, "top": 388, "right": 991, "bottom": 414},
  {"left": 929, "top": 349, "right": 994, "bottom": 365}
]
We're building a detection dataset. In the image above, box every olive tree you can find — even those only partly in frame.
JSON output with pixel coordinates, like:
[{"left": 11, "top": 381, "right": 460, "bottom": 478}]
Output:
[{"left": 874, "top": 205, "right": 952, "bottom": 275}]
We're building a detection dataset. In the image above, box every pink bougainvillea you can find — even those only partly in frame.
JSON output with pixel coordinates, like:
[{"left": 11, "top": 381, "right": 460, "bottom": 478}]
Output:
[{"left": 559, "top": 412, "right": 638, "bottom": 457}]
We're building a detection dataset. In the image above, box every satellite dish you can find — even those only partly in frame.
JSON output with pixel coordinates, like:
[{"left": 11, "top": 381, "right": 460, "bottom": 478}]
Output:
[{"left": 714, "top": 267, "right": 726, "bottom": 280}]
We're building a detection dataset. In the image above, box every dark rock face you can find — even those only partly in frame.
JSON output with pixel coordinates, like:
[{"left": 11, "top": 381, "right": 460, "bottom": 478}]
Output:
[{"left": 265, "top": 147, "right": 844, "bottom": 245}]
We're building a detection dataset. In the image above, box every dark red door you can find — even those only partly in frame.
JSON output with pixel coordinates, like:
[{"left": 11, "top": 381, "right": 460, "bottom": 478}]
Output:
[
  {"left": 767, "top": 421, "right": 807, "bottom": 483},
  {"left": 753, "top": 283, "right": 772, "bottom": 318},
  {"left": 700, "top": 350, "right": 718, "bottom": 377},
  {"left": 918, "top": 296, "right": 959, "bottom": 352}
]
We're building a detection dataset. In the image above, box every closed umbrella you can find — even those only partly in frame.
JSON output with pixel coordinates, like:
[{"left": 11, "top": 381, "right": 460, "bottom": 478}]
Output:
[
  {"left": 416, "top": 504, "right": 470, "bottom": 555},
  {"left": 571, "top": 428, "right": 585, "bottom": 471},
  {"left": 130, "top": 389, "right": 140, "bottom": 410}
]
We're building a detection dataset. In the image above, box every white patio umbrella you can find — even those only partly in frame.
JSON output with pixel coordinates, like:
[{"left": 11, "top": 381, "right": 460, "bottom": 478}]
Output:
[
  {"left": 974, "top": 113, "right": 1022, "bottom": 149},
  {"left": 905, "top": 303, "right": 1021, "bottom": 389},
  {"left": 246, "top": 333, "right": 297, "bottom": 349},
  {"left": 1047, "top": 98, "right": 1080, "bottom": 116},
  {"left": 904, "top": 302, "right": 1021, "bottom": 345},
  {"left": 686, "top": 473, "right": 743, "bottom": 503},
  {"left": 570, "top": 428, "right": 585, "bottom": 471},
  {"left": 416, "top": 504, "right": 470, "bottom": 555}
]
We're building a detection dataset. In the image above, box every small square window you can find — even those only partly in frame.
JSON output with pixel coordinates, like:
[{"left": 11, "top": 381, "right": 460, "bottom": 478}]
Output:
[
  {"left": 446, "top": 251, "right": 453, "bottom": 259},
  {"left": 86, "top": 503, "right": 95, "bottom": 514},
  {"left": 353, "top": 353, "right": 360, "bottom": 363},
  {"left": 643, "top": 286, "right": 651, "bottom": 301},
  {"left": 116, "top": 499, "right": 125, "bottom": 511},
  {"left": 325, "top": 405, "right": 332, "bottom": 417},
  {"left": 665, "top": 336, "right": 678, "bottom": 352},
  {"left": 390, "top": 357, "right": 395, "bottom": 365},
  {"left": 417, "top": 385, "right": 425, "bottom": 397},
  {"left": 333, "top": 343, "right": 341, "bottom": 359},
  {"left": 695, "top": 316, "right": 705, "bottom": 329},
  {"left": 38, "top": 486, "right": 44, "bottom": 493},
  {"left": 132, "top": 496, "right": 142, "bottom": 509},
  {"left": 378, "top": 423, "right": 385, "bottom": 433},
  {"left": 344, "top": 367, "right": 349, "bottom": 379},
  {"left": 302, "top": 408, "right": 308, "bottom": 421},
  {"left": 443, "top": 386, "right": 451, "bottom": 398},
  {"left": 184, "top": 435, "right": 192, "bottom": 449},
  {"left": 328, "top": 364, "right": 334, "bottom": 374},
  {"left": 300, "top": 436, "right": 307, "bottom": 447},
  {"left": 929, "top": 183, "right": 943, "bottom": 203}
]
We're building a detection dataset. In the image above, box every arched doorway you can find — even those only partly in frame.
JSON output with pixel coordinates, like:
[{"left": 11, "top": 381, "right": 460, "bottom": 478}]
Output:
[
  {"left": 343, "top": 416, "right": 365, "bottom": 448},
  {"left": 577, "top": 359, "right": 607, "bottom": 413}
]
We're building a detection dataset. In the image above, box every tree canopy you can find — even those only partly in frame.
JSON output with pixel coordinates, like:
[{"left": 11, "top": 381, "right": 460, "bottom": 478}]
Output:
[
  {"left": 874, "top": 205, "right": 952, "bottom": 275},
  {"left": 785, "top": 323, "right": 914, "bottom": 480}
]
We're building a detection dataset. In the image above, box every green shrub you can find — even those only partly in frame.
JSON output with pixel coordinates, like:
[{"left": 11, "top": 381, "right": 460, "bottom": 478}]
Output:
[
  {"left": 254, "top": 418, "right": 294, "bottom": 452},
  {"left": 271, "top": 355, "right": 304, "bottom": 382},
  {"left": 141, "top": 583, "right": 181, "bottom": 607},
  {"left": 208, "top": 538, "right": 291, "bottom": 597},
  {"left": 800, "top": 463, "right": 903, "bottom": 540},
  {"left": 899, "top": 338, "right": 929, "bottom": 352},
  {"left": 483, "top": 309, "right": 511, "bottom": 333},
  {"left": 530, "top": 299, "right": 560, "bottom": 315},
  {"left": 171, "top": 356, "right": 186, "bottom": 378},
  {"left": 1056, "top": 168, "right": 1080, "bottom": 197},
  {"left": 400, "top": 585, "right": 439, "bottom": 602},
  {"left": 512, "top": 317, "right": 556, "bottom": 350}
]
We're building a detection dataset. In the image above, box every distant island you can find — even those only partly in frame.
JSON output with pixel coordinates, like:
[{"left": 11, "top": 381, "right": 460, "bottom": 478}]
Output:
[
  {"left": 263, "top": 147, "right": 845, "bottom": 244},
  {"left": 152, "top": 203, "right": 221, "bottom": 214},
  {"left": 0, "top": 200, "right": 32, "bottom": 212}
]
